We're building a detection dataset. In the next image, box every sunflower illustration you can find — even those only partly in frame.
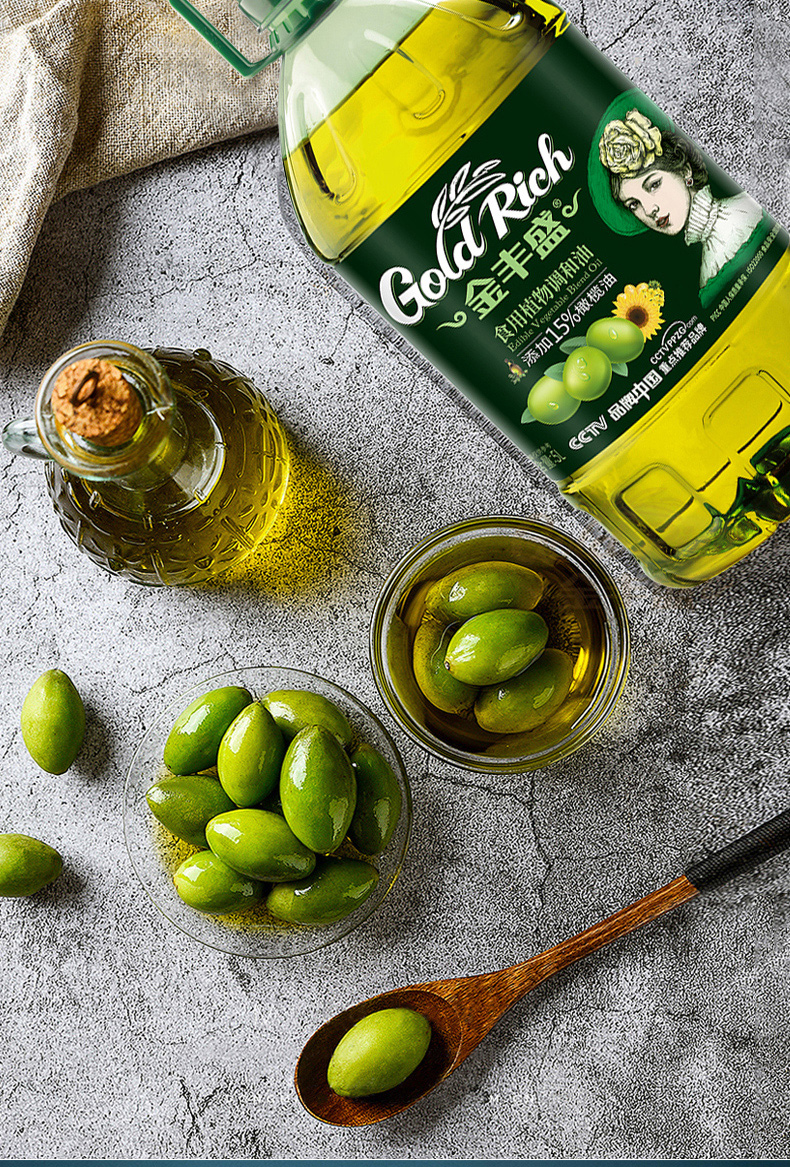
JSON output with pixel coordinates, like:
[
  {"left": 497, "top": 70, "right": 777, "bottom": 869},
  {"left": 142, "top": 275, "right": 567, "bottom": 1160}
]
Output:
[{"left": 612, "top": 282, "right": 664, "bottom": 339}]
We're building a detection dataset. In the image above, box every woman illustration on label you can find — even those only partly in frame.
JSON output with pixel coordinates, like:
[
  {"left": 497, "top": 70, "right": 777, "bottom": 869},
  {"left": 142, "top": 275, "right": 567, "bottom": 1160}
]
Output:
[{"left": 590, "top": 98, "right": 770, "bottom": 306}]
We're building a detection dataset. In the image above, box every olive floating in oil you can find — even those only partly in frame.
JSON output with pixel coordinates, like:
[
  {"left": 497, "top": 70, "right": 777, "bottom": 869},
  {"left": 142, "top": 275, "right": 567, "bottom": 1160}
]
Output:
[
  {"left": 474, "top": 649, "right": 573, "bottom": 734},
  {"left": 413, "top": 616, "right": 478, "bottom": 716},
  {"left": 426, "top": 561, "right": 544, "bottom": 622},
  {"left": 391, "top": 539, "right": 607, "bottom": 757},
  {"left": 445, "top": 609, "right": 549, "bottom": 686}
]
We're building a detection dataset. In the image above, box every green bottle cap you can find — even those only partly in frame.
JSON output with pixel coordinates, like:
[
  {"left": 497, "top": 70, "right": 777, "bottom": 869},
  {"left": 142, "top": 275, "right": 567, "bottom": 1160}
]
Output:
[{"left": 170, "top": 0, "right": 335, "bottom": 76}]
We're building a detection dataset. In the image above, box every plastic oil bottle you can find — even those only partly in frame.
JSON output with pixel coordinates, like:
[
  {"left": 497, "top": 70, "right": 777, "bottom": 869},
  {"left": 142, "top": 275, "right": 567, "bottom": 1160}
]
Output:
[{"left": 170, "top": 0, "right": 790, "bottom": 587}]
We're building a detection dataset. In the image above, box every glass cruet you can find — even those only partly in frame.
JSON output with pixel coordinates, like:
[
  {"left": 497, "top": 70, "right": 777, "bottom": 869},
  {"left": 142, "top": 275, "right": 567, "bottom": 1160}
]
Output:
[{"left": 3, "top": 340, "right": 290, "bottom": 585}]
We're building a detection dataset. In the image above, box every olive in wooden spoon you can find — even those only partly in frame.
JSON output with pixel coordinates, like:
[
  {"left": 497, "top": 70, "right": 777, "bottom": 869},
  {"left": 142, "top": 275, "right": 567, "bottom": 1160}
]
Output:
[{"left": 296, "top": 807, "right": 790, "bottom": 1126}]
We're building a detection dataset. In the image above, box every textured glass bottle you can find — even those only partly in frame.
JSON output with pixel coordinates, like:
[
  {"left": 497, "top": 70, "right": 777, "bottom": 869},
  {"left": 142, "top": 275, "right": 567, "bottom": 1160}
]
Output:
[
  {"left": 172, "top": 0, "right": 790, "bottom": 587},
  {"left": 4, "top": 342, "right": 290, "bottom": 585}
]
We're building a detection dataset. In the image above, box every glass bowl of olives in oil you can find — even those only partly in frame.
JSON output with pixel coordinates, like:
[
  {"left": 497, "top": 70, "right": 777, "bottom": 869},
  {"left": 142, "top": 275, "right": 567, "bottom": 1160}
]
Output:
[
  {"left": 124, "top": 667, "right": 412, "bottom": 958},
  {"left": 370, "top": 518, "right": 630, "bottom": 773}
]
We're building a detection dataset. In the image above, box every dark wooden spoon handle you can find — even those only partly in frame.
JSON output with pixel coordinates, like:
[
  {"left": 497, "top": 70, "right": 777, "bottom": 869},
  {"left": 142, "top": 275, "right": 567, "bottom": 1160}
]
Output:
[
  {"left": 485, "top": 807, "right": 790, "bottom": 1018},
  {"left": 509, "top": 875, "right": 698, "bottom": 992},
  {"left": 450, "top": 875, "right": 700, "bottom": 1048},
  {"left": 685, "top": 807, "right": 790, "bottom": 891}
]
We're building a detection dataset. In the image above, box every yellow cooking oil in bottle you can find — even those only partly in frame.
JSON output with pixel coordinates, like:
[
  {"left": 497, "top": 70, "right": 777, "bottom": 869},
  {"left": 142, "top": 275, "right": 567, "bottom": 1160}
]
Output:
[
  {"left": 3, "top": 342, "right": 289, "bottom": 585},
  {"left": 171, "top": 0, "right": 790, "bottom": 587}
]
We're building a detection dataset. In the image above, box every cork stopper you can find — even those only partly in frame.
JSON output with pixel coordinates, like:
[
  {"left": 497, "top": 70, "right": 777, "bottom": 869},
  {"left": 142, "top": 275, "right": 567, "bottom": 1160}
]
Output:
[{"left": 51, "top": 358, "right": 143, "bottom": 447}]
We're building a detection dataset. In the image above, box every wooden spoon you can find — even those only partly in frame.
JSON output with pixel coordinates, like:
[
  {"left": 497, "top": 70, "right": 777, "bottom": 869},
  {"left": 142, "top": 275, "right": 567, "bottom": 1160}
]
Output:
[{"left": 295, "top": 806, "right": 790, "bottom": 1126}]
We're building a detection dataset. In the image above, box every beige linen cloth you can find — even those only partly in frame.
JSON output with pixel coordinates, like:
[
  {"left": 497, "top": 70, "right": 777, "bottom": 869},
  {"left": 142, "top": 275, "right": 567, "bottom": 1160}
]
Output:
[{"left": 0, "top": 0, "right": 278, "bottom": 335}]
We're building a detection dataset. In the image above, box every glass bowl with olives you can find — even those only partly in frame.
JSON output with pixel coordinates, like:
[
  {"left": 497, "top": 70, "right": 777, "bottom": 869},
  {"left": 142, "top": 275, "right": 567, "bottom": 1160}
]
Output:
[
  {"left": 370, "top": 518, "right": 630, "bottom": 773},
  {"left": 124, "top": 667, "right": 412, "bottom": 958}
]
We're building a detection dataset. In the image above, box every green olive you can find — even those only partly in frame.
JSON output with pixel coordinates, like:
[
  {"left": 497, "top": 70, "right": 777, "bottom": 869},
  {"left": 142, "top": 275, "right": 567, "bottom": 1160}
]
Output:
[
  {"left": 280, "top": 726, "right": 356, "bottom": 854},
  {"left": 426, "top": 561, "right": 544, "bottom": 622},
  {"left": 445, "top": 609, "right": 549, "bottom": 686},
  {"left": 164, "top": 686, "right": 253, "bottom": 775},
  {"left": 474, "top": 649, "right": 574, "bottom": 733},
  {"left": 217, "top": 702, "right": 285, "bottom": 807},
  {"left": 261, "top": 689, "right": 352, "bottom": 747},
  {"left": 173, "top": 850, "right": 262, "bottom": 914},
  {"left": 146, "top": 774, "right": 237, "bottom": 848},
  {"left": 327, "top": 1008, "right": 432, "bottom": 1097},
  {"left": 206, "top": 808, "right": 316, "bottom": 882},
  {"left": 21, "top": 669, "right": 85, "bottom": 775},
  {"left": 412, "top": 615, "right": 478, "bottom": 716},
  {"left": 349, "top": 743, "right": 403, "bottom": 856},
  {"left": 527, "top": 374, "right": 580, "bottom": 425},
  {"left": 265, "top": 857, "right": 378, "bottom": 926},
  {"left": 0, "top": 834, "right": 62, "bottom": 896},
  {"left": 562, "top": 346, "right": 612, "bottom": 401},
  {"left": 586, "top": 316, "right": 645, "bottom": 363}
]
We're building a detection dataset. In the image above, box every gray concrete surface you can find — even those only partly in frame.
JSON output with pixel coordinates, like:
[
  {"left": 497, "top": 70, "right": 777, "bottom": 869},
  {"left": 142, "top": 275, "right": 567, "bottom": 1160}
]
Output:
[{"left": 1, "top": 0, "right": 789, "bottom": 1158}]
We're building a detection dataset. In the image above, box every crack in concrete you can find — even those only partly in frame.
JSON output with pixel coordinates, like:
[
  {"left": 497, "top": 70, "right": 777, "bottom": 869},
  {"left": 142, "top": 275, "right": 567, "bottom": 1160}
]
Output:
[
  {"left": 527, "top": 770, "right": 553, "bottom": 941},
  {"left": 600, "top": 12, "right": 650, "bottom": 52},
  {"left": 323, "top": 304, "right": 355, "bottom": 364},
  {"left": 428, "top": 768, "right": 530, "bottom": 809},
  {"left": 178, "top": 1079, "right": 223, "bottom": 1156}
]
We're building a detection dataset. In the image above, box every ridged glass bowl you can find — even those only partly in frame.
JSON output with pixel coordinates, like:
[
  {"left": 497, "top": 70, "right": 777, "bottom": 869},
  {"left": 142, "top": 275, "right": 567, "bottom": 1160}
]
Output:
[{"left": 124, "top": 667, "right": 412, "bottom": 958}]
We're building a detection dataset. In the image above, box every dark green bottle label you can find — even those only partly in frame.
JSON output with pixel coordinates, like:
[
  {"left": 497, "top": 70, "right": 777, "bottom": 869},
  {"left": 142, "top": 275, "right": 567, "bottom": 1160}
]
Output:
[{"left": 338, "top": 24, "right": 787, "bottom": 480}]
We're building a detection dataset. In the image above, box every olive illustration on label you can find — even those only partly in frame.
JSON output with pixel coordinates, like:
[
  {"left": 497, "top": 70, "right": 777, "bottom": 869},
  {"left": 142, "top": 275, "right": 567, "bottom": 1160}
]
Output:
[
  {"left": 586, "top": 316, "right": 645, "bottom": 363},
  {"left": 562, "top": 346, "right": 613, "bottom": 401},
  {"left": 526, "top": 373, "right": 581, "bottom": 425}
]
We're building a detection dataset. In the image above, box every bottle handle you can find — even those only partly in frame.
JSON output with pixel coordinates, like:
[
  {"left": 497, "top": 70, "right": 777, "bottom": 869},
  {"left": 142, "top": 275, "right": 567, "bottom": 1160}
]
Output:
[
  {"left": 169, "top": 0, "right": 279, "bottom": 76},
  {"left": 2, "top": 418, "right": 50, "bottom": 461}
]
